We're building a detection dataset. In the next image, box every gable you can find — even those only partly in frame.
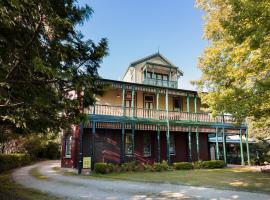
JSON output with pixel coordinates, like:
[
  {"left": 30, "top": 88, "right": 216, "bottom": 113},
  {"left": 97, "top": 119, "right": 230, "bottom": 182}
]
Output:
[{"left": 130, "top": 53, "right": 177, "bottom": 68}]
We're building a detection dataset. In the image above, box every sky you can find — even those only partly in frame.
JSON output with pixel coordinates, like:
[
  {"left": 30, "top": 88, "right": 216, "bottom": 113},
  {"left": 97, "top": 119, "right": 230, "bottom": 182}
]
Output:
[{"left": 78, "top": 0, "right": 207, "bottom": 90}]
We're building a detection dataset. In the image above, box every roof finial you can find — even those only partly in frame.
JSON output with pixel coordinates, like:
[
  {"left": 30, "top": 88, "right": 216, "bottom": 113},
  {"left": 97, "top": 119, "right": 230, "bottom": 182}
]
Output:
[{"left": 158, "top": 46, "right": 160, "bottom": 54}]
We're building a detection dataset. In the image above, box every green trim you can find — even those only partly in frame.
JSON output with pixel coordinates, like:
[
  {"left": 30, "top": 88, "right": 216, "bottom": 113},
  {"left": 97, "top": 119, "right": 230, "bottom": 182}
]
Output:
[
  {"left": 122, "top": 85, "right": 126, "bottom": 116},
  {"left": 166, "top": 122, "right": 170, "bottom": 164},
  {"left": 131, "top": 86, "right": 135, "bottom": 117},
  {"left": 132, "top": 123, "right": 135, "bottom": 161},
  {"left": 156, "top": 90, "right": 160, "bottom": 118},
  {"left": 196, "top": 126, "right": 200, "bottom": 161},
  {"left": 91, "top": 121, "right": 96, "bottom": 170},
  {"left": 188, "top": 126, "right": 192, "bottom": 162},
  {"left": 215, "top": 127, "right": 220, "bottom": 160},
  {"left": 89, "top": 114, "right": 247, "bottom": 129},
  {"left": 246, "top": 129, "right": 251, "bottom": 166},
  {"left": 121, "top": 123, "right": 125, "bottom": 164},
  {"left": 239, "top": 129, "right": 245, "bottom": 166},
  {"left": 78, "top": 123, "right": 84, "bottom": 174},
  {"left": 222, "top": 128, "right": 227, "bottom": 165},
  {"left": 157, "top": 125, "right": 161, "bottom": 162}
]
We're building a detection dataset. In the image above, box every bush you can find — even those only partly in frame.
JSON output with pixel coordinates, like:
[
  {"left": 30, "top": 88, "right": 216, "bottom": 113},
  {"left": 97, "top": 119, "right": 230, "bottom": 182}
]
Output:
[
  {"left": 153, "top": 160, "right": 169, "bottom": 171},
  {"left": 193, "top": 161, "right": 202, "bottom": 169},
  {"left": 173, "top": 162, "right": 193, "bottom": 170},
  {"left": 0, "top": 153, "right": 31, "bottom": 171},
  {"left": 121, "top": 161, "right": 136, "bottom": 172},
  {"left": 94, "top": 163, "right": 108, "bottom": 174},
  {"left": 201, "top": 160, "right": 225, "bottom": 169}
]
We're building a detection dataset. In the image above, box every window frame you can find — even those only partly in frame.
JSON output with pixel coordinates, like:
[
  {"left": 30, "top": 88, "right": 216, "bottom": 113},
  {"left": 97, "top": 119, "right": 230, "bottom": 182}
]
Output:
[
  {"left": 173, "top": 96, "right": 183, "bottom": 111},
  {"left": 169, "top": 135, "right": 176, "bottom": 155},
  {"left": 125, "top": 133, "right": 133, "bottom": 156},
  {"left": 143, "top": 134, "right": 151, "bottom": 157},
  {"left": 65, "top": 134, "right": 72, "bottom": 158}
]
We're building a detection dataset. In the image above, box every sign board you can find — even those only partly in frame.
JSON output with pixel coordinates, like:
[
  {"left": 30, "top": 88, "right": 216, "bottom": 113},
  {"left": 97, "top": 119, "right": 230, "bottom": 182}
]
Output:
[{"left": 83, "top": 157, "right": 91, "bottom": 169}]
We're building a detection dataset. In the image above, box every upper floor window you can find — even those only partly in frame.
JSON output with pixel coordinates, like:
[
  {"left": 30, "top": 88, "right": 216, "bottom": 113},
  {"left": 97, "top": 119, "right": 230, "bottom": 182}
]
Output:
[
  {"left": 173, "top": 97, "right": 182, "bottom": 111},
  {"left": 65, "top": 135, "right": 72, "bottom": 158}
]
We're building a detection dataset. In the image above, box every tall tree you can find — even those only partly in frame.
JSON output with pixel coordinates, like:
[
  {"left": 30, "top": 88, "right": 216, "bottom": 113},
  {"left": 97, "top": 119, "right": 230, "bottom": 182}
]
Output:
[
  {"left": 195, "top": 0, "right": 270, "bottom": 131},
  {"left": 0, "top": 0, "right": 108, "bottom": 136}
]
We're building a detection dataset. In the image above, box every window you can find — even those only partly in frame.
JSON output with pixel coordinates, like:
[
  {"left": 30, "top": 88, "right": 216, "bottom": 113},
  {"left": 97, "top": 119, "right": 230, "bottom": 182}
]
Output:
[
  {"left": 170, "top": 135, "right": 176, "bottom": 155},
  {"left": 147, "top": 72, "right": 152, "bottom": 79},
  {"left": 157, "top": 74, "right": 162, "bottom": 80},
  {"left": 125, "top": 133, "right": 133, "bottom": 156},
  {"left": 65, "top": 135, "right": 72, "bottom": 158},
  {"left": 173, "top": 97, "right": 182, "bottom": 111},
  {"left": 143, "top": 134, "right": 151, "bottom": 157},
  {"left": 163, "top": 75, "right": 168, "bottom": 81}
]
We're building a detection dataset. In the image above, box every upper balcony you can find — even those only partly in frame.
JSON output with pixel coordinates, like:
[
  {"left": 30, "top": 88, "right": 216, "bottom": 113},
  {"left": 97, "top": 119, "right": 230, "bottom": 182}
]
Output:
[
  {"left": 142, "top": 78, "right": 178, "bottom": 88},
  {"left": 87, "top": 104, "right": 235, "bottom": 125}
]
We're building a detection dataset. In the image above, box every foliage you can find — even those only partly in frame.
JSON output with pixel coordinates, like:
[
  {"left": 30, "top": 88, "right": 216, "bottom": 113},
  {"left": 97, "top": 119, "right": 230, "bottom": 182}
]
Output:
[
  {"left": 0, "top": 0, "right": 108, "bottom": 135},
  {"left": 0, "top": 153, "right": 31, "bottom": 171},
  {"left": 94, "top": 163, "right": 108, "bottom": 174},
  {"left": 121, "top": 161, "right": 137, "bottom": 172},
  {"left": 173, "top": 162, "right": 193, "bottom": 170},
  {"left": 251, "top": 141, "right": 270, "bottom": 165},
  {"left": 200, "top": 160, "right": 225, "bottom": 169},
  {"left": 23, "top": 133, "right": 60, "bottom": 160},
  {"left": 195, "top": 0, "right": 270, "bottom": 127},
  {"left": 193, "top": 161, "right": 203, "bottom": 169},
  {"left": 248, "top": 117, "right": 270, "bottom": 140},
  {"left": 153, "top": 161, "right": 169, "bottom": 172}
]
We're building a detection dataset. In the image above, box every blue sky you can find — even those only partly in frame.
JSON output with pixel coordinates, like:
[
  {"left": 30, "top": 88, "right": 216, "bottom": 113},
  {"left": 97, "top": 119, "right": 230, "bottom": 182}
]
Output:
[{"left": 78, "top": 0, "right": 207, "bottom": 90}]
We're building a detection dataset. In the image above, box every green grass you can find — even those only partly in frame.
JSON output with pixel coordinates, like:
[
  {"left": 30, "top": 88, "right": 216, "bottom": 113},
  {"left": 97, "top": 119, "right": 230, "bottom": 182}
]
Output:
[
  {"left": 30, "top": 167, "right": 48, "bottom": 180},
  {"left": 89, "top": 168, "right": 270, "bottom": 194},
  {"left": 0, "top": 172, "right": 62, "bottom": 200}
]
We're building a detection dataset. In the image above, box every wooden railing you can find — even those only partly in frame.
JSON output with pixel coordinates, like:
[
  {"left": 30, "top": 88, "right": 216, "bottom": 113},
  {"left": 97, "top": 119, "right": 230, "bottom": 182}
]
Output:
[{"left": 87, "top": 104, "right": 235, "bottom": 124}]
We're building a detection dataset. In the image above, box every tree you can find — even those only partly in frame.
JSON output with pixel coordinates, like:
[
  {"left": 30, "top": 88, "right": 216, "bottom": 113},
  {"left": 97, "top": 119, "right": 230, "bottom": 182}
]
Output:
[
  {"left": 0, "top": 0, "right": 108, "bottom": 136},
  {"left": 195, "top": 0, "right": 270, "bottom": 132}
]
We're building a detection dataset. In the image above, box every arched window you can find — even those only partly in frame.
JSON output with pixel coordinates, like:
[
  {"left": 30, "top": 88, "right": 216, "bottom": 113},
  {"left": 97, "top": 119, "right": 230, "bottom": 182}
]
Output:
[{"left": 65, "top": 135, "right": 72, "bottom": 158}]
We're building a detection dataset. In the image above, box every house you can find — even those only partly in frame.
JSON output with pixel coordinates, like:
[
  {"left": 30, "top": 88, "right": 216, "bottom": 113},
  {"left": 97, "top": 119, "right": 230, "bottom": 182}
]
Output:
[{"left": 61, "top": 53, "right": 251, "bottom": 172}]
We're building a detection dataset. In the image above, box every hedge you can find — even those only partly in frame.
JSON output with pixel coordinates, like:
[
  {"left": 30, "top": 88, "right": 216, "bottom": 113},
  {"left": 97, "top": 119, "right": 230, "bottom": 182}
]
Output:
[
  {"left": 173, "top": 162, "right": 193, "bottom": 170},
  {"left": 0, "top": 153, "right": 31, "bottom": 171},
  {"left": 200, "top": 160, "right": 225, "bottom": 169}
]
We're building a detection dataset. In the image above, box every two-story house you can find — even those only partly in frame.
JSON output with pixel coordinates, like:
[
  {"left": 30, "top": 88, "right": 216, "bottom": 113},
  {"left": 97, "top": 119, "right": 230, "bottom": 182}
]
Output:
[{"left": 61, "top": 53, "right": 251, "bottom": 171}]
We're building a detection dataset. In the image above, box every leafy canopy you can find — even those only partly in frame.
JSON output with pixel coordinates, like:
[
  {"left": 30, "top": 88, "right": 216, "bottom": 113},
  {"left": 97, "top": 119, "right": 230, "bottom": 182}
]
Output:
[
  {"left": 0, "top": 0, "right": 108, "bottom": 134},
  {"left": 195, "top": 0, "right": 270, "bottom": 126}
]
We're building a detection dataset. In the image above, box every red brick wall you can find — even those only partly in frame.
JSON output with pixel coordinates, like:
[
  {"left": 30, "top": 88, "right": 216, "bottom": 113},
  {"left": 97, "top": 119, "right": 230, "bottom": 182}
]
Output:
[
  {"left": 61, "top": 125, "right": 80, "bottom": 168},
  {"left": 61, "top": 127, "right": 210, "bottom": 168}
]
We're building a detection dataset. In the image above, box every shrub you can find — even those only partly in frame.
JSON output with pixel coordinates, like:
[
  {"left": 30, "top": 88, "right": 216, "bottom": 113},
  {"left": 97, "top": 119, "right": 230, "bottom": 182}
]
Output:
[
  {"left": 201, "top": 160, "right": 225, "bottom": 169},
  {"left": 0, "top": 153, "right": 31, "bottom": 171},
  {"left": 173, "top": 162, "right": 193, "bottom": 170},
  {"left": 143, "top": 163, "right": 153, "bottom": 172},
  {"left": 153, "top": 160, "right": 169, "bottom": 171},
  {"left": 94, "top": 163, "right": 108, "bottom": 174},
  {"left": 193, "top": 161, "right": 202, "bottom": 169},
  {"left": 121, "top": 161, "right": 136, "bottom": 172}
]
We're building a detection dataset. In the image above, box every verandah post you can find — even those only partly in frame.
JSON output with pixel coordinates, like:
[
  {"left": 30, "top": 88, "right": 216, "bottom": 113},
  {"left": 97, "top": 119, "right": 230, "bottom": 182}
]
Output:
[
  {"left": 156, "top": 89, "right": 160, "bottom": 119},
  {"left": 215, "top": 127, "right": 220, "bottom": 160},
  {"left": 239, "top": 128, "right": 245, "bottom": 166},
  {"left": 186, "top": 93, "right": 190, "bottom": 113},
  {"left": 196, "top": 126, "right": 200, "bottom": 161},
  {"left": 132, "top": 123, "right": 135, "bottom": 161},
  {"left": 121, "top": 123, "right": 125, "bottom": 164},
  {"left": 188, "top": 126, "right": 192, "bottom": 162},
  {"left": 131, "top": 85, "right": 135, "bottom": 117},
  {"left": 122, "top": 84, "right": 126, "bottom": 116},
  {"left": 245, "top": 129, "right": 251, "bottom": 166},
  {"left": 78, "top": 123, "right": 84, "bottom": 174},
  {"left": 222, "top": 127, "right": 227, "bottom": 165},
  {"left": 157, "top": 125, "right": 161, "bottom": 163},
  {"left": 165, "top": 89, "right": 170, "bottom": 164},
  {"left": 91, "top": 121, "right": 96, "bottom": 170}
]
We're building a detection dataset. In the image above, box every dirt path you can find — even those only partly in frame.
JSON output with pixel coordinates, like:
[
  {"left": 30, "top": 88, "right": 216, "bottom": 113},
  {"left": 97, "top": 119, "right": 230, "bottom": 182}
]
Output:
[{"left": 12, "top": 161, "right": 270, "bottom": 200}]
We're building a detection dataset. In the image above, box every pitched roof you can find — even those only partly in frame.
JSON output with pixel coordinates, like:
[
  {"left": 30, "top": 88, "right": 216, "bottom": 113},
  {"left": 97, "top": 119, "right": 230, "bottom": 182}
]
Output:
[{"left": 130, "top": 52, "right": 177, "bottom": 68}]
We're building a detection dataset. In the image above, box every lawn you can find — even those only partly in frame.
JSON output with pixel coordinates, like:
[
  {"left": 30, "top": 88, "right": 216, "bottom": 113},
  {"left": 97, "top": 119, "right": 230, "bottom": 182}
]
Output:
[
  {"left": 90, "top": 167, "right": 270, "bottom": 194},
  {"left": 0, "top": 172, "right": 61, "bottom": 200}
]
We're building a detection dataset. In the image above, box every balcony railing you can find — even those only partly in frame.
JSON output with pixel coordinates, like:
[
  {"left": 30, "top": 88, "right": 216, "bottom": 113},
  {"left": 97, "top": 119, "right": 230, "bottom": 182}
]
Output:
[
  {"left": 142, "top": 78, "right": 178, "bottom": 88},
  {"left": 87, "top": 104, "right": 234, "bottom": 124}
]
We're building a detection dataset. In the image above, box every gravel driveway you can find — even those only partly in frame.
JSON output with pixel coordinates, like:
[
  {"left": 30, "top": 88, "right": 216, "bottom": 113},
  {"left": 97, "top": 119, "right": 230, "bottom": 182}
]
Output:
[{"left": 12, "top": 161, "right": 270, "bottom": 200}]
